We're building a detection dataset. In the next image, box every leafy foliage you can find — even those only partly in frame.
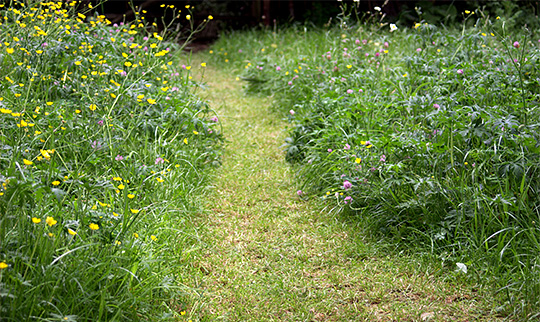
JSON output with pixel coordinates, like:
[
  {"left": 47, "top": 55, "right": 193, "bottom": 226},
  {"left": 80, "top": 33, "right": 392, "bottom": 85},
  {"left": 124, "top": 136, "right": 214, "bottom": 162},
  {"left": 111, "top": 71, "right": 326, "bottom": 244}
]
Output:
[
  {"left": 209, "top": 8, "right": 540, "bottom": 319},
  {"left": 0, "top": 1, "right": 220, "bottom": 320}
]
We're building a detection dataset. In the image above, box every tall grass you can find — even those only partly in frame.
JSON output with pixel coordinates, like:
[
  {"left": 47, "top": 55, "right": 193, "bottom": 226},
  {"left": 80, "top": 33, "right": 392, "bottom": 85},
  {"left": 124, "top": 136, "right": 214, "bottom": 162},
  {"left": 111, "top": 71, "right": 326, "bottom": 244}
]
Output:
[
  {"left": 0, "top": 1, "right": 220, "bottom": 320},
  {"left": 208, "top": 7, "right": 540, "bottom": 320}
]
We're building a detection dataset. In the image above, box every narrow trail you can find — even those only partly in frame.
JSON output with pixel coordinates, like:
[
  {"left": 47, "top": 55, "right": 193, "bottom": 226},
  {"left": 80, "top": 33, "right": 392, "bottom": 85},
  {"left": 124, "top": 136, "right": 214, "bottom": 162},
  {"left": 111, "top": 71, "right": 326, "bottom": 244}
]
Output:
[{"left": 187, "top": 60, "right": 498, "bottom": 322}]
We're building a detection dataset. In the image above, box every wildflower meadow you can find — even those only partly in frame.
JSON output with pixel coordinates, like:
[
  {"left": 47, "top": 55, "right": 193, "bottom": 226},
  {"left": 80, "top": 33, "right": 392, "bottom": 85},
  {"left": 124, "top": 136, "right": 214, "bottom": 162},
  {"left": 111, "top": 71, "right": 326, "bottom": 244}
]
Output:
[
  {"left": 2, "top": 0, "right": 540, "bottom": 320},
  {"left": 208, "top": 5, "right": 540, "bottom": 319},
  {"left": 0, "top": 1, "right": 220, "bottom": 320}
]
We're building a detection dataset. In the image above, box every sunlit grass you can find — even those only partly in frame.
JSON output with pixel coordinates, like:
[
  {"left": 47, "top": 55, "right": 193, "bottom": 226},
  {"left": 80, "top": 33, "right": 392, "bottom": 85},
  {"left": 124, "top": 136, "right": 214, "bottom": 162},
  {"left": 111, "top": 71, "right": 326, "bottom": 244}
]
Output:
[
  {"left": 0, "top": 1, "right": 220, "bottom": 320},
  {"left": 205, "top": 7, "right": 540, "bottom": 320},
  {"left": 186, "top": 55, "right": 501, "bottom": 321}
]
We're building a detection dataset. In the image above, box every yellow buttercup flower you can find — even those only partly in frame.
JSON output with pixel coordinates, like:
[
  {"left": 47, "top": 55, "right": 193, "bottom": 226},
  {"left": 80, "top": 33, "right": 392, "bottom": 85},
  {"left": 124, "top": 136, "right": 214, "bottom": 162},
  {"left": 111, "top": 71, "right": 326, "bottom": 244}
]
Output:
[
  {"left": 46, "top": 216, "right": 57, "bottom": 227},
  {"left": 89, "top": 223, "right": 99, "bottom": 230},
  {"left": 39, "top": 150, "right": 51, "bottom": 160},
  {"left": 32, "top": 217, "right": 41, "bottom": 224}
]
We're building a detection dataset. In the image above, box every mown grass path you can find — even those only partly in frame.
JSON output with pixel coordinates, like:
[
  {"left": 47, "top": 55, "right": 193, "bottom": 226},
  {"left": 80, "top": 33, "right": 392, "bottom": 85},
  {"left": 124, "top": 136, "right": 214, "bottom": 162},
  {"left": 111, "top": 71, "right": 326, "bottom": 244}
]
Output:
[{"left": 187, "top": 58, "right": 501, "bottom": 322}]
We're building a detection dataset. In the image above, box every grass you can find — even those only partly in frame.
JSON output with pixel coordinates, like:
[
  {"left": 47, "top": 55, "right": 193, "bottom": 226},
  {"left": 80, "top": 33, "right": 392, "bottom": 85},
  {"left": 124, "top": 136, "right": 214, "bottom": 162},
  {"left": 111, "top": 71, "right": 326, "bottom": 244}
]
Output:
[
  {"left": 184, "top": 55, "right": 503, "bottom": 321},
  {"left": 0, "top": 1, "right": 536, "bottom": 320},
  {"left": 0, "top": 1, "right": 219, "bottom": 320},
  {"left": 203, "top": 6, "right": 540, "bottom": 319}
]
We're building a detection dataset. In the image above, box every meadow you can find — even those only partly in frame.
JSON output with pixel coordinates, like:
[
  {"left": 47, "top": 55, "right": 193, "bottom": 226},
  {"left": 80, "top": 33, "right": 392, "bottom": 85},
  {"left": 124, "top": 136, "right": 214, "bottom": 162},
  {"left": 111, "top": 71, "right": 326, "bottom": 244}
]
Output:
[
  {"left": 1, "top": 0, "right": 540, "bottom": 320},
  {"left": 207, "top": 6, "right": 540, "bottom": 320},
  {"left": 0, "top": 1, "right": 220, "bottom": 320}
]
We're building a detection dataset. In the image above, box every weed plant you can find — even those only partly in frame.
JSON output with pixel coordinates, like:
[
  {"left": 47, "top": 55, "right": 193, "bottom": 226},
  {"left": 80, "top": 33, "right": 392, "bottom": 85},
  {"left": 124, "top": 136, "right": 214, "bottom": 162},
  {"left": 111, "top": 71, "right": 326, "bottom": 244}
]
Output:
[
  {"left": 0, "top": 1, "right": 220, "bottom": 320},
  {"left": 208, "top": 7, "right": 540, "bottom": 320}
]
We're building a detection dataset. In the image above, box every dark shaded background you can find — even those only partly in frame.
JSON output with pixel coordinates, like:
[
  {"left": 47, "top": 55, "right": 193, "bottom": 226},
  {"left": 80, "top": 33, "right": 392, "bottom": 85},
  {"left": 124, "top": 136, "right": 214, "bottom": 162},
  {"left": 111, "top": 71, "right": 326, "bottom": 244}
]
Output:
[{"left": 91, "top": 0, "right": 540, "bottom": 40}]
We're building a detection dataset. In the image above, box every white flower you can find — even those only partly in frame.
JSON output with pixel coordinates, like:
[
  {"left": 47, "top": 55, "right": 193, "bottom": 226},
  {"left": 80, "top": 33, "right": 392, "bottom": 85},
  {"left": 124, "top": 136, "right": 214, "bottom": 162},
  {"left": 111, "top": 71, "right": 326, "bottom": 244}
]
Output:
[
  {"left": 390, "top": 23, "right": 398, "bottom": 32},
  {"left": 456, "top": 262, "right": 468, "bottom": 274},
  {"left": 374, "top": 6, "right": 381, "bottom": 11}
]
